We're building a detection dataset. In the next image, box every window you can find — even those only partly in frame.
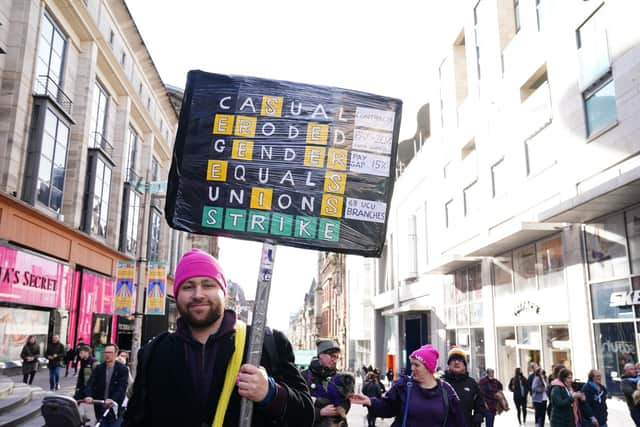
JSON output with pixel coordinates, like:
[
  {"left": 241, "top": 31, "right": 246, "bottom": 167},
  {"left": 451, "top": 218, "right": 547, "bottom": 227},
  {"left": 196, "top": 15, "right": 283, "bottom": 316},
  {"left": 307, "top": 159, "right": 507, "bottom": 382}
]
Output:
[
  {"left": 121, "top": 51, "right": 126, "bottom": 66},
  {"left": 89, "top": 156, "right": 111, "bottom": 237},
  {"left": 493, "top": 255, "right": 513, "bottom": 298},
  {"left": 406, "top": 215, "right": 418, "bottom": 279},
  {"left": 585, "top": 214, "right": 629, "bottom": 281},
  {"left": 584, "top": 77, "right": 616, "bottom": 137},
  {"left": 514, "top": 0, "right": 521, "bottom": 32},
  {"left": 536, "top": 0, "right": 542, "bottom": 31},
  {"left": 148, "top": 209, "right": 162, "bottom": 261},
  {"left": 126, "top": 127, "right": 138, "bottom": 183},
  {"left": 577, "top": 7, "right": 610, "bottom": 89},
  {"left": 120, "top": 189, "right": 141, "bottom": 255},
  {"left": 150, "top": 157, "right": 159, "bottom": 182},
  {"left": 594, "top": 322, "right": 637, "bottom": 393},
  {"left": 491, "top": 158, "right": 506, "bottom": 198},
  {"left": 463, "top": 181, "right": 479, "bottom": 216},
  {"left": 626, "top": 206, "right": 640, "bottom": 274},
  {"left": 537, "top": 236, "right": 564, "bottom": 289},
  {"left": 36, "top": 108, "right": 69, "bottom": 211},
  {"left": 35, "top": 12, "right": 65, "bottom": 91},
  {"left": 445, "top": 199, "right": 456, "bottom": 228},
  {"left": 514, "top": 244, "right": 537, "bottom": 292},
  {"left": 590, "top": 279, "right": 632, "bottom": 320},
  {"left": 89, "top": 81, "right": 109, "bottom": 150},
  {"left": 109, "top": 30, "right": 114, "bottom": 46}
]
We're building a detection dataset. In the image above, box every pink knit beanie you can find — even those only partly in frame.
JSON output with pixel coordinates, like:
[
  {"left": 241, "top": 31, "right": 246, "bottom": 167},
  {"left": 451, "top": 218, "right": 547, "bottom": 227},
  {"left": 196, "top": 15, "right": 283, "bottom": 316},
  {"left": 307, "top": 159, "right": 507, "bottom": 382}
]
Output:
[
  {"left": 410, "top": 344, "right": 439, "bottom": 373},
  {"left": 173, "top": 249, "right": 227, "bottom": 296}
]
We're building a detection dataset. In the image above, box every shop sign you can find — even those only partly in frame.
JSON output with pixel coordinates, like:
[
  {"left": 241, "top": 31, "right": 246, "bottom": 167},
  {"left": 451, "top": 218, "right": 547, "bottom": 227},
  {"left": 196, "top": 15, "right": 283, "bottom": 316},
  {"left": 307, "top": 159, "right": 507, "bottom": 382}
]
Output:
[
  {"left": 514, "top": 300, "right": 541, "bottom": 317},
  {"left": 609, "top": 290, "right": 640, "bottom": 307},
  {"left": 0, "top": 245, "right": 72, "bottom": 308}
]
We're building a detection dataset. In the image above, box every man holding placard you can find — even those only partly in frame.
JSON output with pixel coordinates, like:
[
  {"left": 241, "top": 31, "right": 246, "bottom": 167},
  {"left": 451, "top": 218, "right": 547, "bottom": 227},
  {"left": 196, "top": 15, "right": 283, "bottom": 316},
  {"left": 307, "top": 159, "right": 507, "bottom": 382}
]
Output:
[{"left": 123, "top": 249, "right": 313, "bottom": 427}]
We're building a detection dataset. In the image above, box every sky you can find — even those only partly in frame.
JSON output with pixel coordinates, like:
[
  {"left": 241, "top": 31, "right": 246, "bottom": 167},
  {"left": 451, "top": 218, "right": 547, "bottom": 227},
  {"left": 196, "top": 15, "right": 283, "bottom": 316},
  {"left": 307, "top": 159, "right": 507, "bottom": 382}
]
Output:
[{"left": 124, "top": 0, "right": 446, "bottom": 332}]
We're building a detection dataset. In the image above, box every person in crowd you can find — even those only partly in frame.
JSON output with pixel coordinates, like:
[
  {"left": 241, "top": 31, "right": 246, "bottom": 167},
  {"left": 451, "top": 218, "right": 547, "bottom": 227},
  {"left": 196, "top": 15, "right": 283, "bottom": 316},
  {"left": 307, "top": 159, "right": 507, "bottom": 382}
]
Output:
[
  {"left": 362, "top": 372, "right": 386, "bottom": 427},
  {"left": 441, "top": 346, "right": 485, "bottom": 426},
  {"left": 20, "top": 335, "right": 39, "bottom": 385},
  {"left": 84, "top": 343, "right": 128, "bottom": 427},
  {"left": 64, "top": 340, "right": 81, "bottom": 377},
  {"left": 45, "top": 334, "right": 65, "bottom": 391},
  {"left": 350, "top": 344, "right": 466, "bottom": 426},
  {"left": 531, "top": 367, "right": 549, "bottom": 427},
  {"left": 547, "top": 364, "right": 566, "bottom": 420},
  {"left": 123, "top": 249, "right": 313, "bottom": 427},
  {"left": 116, "top": 351, "right": 134, "bottom": 402},
  {"left": 550, "top": 368, "right": 584, "bottom": 427},
  {"left": 479, "top": 368, "right": 504, "bottom": 427},
  {"left": 509, "top": 367, "right": 530, "bottom": 425},
  {"left": 581, "top": 369, "right": 607, "bottom": 427},
  {"left": 73, "top": 344, "right": 98, "bottom": 400},
  {"left": 386, "top": 368, "right": 394, "bottom": 385},
  {"left": 621, "top": 363, "right": 640, "bottom": 426},
  {"left": 302, "top": 339, "right": 354, "bottom": 426},
  {"left": 529, "top": 362, "right": 539, "bottom": 398}
]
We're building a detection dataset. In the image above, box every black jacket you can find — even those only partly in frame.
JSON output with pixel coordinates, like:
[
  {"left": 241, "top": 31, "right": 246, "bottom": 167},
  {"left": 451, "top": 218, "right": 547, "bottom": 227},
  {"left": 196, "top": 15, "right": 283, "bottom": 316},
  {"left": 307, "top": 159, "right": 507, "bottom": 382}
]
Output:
[
  {"left": 442, "top": 370, "right": 485, "bottom": 427},
  {"left": 74, "top": 357, "right": 99, "bottom": 400},
  {"left": 20, "top": 342, "right": 40, "bottom": 374},
  {"left": 123, "top": 311, "right": 314, "bottom": 427},
  {"left": 86, "top": 361, "right": 129, "bottom": 420},
  {"left": 580, "top": 381, "right": 607, "bottom": 425},
  {"left": 45, "top": 341, "right": 65, "bottom": 368},
  {"left": 509, "top": 375, "right": 529, "bottom": 401}
]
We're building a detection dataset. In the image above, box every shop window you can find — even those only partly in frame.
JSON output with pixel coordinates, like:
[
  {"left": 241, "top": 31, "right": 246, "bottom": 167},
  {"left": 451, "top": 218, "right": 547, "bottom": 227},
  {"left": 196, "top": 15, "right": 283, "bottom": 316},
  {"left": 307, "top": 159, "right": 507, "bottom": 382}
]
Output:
[
  {"left": 0, "top": 307, "right": 49, "bottom": 361},
  {"left": 590, "top": 279, "right": 632, "bottom": 320},
  {"left": 626, "top": 207, "right": 640, "bottom": 274},
  {"left": 514, "top": 244, "right": 537, "bottom": 292},
  {"left": 468, "top": 264, "right": 482, "bottom": 302},
  {"left": 456, "top": 328, "right": 470, "bottom": 351},
  {"left": 470, "top": 302, "right": 483, "bottom": 325},
  {"left": 537, "top": 235, "right": 565, "bottom": 289},
  {"left": 456, "top": 305, "right": 469, "bottom": 327},
  {"left": 497, "top": 327, "right": 517, "bottom": 383},
  {"left": 594, "top": 322, "right": 637, "bottom": 393},
  {"left": 455, "top": 270, "right": 468, "bottom": 304},
  {"left": 542, "top": 325, "right": 571, "bottom": 372},
  {"left": 470, "top": 328, "right": 485, "bottom": 379},
  {"left": 584, "top": 76, "right": 617, "bottom": 137},
  {"left": 493, "top": 254, "right": 513, "bottom": 298},
  {"left": 517, "top": 325, "right": 541, "bottom": 347},
  {"left": 585, "top": 215, "right": 629, "bottom": 281}
]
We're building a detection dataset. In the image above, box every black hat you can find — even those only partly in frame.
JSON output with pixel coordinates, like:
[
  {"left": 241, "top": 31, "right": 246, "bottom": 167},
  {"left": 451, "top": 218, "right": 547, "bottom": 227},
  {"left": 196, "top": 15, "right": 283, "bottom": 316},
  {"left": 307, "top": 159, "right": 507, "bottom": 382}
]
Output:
[{"left": 317, "top": 339, "right": 340, "bottom": 355}]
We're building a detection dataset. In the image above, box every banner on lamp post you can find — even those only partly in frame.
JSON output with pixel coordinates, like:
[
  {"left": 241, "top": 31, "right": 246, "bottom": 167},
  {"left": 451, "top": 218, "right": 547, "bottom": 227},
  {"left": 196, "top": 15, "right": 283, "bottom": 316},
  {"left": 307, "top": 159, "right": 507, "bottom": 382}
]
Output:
[
  {"left": 145, "top": 261, "right": 167, "bottom": 315},
  {"left": 114, "top": 260, "right": 135, "bottom": 315}
]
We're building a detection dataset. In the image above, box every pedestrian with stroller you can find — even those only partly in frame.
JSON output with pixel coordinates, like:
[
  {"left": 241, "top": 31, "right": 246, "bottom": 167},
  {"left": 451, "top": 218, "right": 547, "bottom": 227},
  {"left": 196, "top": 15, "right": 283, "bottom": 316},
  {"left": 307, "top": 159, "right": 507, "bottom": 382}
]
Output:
[
  {"left": 20, "top": 335, "right": 39, "bottom": 385},
  {"left": 350, "top": 344, "right": 466, "bottom": 426},
  {"left": 509, "top": 367, "right": 530, "bottom": 425},
  {"left": 45, "top": 335, "right": 65, "bottom": 391},
  {"left": 84, "top": 343, "right": 128, "bottom": 427},
  {"left": 123, "top": 249, "right": 313, "bottom": 427}
]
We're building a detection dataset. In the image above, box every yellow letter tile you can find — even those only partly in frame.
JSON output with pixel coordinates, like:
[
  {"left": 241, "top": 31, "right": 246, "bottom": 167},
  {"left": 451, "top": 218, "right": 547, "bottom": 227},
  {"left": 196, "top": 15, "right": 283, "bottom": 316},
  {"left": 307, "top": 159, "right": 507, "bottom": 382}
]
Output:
[
  {"left": 261, "top": 96, "right": 284, "bottom": 117},
  {"left": 323, "top": 171, "right": 347, "bottom": 194},
  {"left": 206, "top": 160, "right": 228, "bottom": 181},
  {"left": 231, "top": 140, "right": 254, "bottom": 161},
  {"left": 306, "top": 123, "right": 329, "bottom": 145},
  {"left": 321, "top": 194, "right": 344, "bottom": 218},
  {"left": 213, "top": 114, "right": 235, "bottom": 135},
  {"left": 250, "top": 187, "right": 273, "bottom": 210}
]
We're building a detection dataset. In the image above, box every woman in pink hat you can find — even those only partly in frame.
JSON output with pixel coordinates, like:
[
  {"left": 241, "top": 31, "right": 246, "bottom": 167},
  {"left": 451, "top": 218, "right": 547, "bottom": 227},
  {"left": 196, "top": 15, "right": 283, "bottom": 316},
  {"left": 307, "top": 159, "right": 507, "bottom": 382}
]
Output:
[{"left": 350, "top": 344, "right": 466, "bottom": 426}]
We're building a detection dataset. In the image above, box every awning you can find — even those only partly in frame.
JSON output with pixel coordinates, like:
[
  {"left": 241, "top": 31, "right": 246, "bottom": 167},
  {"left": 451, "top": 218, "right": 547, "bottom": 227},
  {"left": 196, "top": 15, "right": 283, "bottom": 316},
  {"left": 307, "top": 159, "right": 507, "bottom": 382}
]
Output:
[{"left": 381, "top": 302, "right": 433, "bottom": 317}]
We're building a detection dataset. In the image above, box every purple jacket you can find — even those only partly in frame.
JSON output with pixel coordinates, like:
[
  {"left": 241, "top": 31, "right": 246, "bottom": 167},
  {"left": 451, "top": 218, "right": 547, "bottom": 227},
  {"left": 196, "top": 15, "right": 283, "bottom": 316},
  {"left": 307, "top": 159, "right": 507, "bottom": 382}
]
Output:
[{"left": 369, "top": 376, "right": 466, "bottom": 427}]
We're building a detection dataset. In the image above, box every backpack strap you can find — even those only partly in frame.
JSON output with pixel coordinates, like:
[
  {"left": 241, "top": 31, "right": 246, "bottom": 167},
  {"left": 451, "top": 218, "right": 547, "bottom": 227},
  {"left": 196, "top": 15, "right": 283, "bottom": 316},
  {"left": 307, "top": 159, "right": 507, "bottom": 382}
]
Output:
[
  {"left": 440, "top": 380, "right": 449, "bottom": 427},
  {"left": 402, "top": 378, "right": 413, "bottom": 427},
  {"left": 212, "top": 320, "right": 246, "bottom": 427}
]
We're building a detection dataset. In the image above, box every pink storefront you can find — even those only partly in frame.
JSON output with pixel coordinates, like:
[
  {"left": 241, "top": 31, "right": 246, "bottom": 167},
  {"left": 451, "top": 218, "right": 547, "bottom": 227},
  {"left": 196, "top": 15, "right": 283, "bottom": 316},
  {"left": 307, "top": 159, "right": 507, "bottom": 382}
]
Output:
[{"left": 0, "top": 244, "right": 73, "bottom": 361}]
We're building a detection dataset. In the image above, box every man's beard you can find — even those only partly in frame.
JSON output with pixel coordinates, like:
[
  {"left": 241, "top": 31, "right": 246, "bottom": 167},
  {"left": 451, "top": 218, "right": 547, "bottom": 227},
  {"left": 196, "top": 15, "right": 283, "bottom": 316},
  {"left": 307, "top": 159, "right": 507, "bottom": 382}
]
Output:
[{"left": 177, "top": 300, "right": 223, "bottom": 329}]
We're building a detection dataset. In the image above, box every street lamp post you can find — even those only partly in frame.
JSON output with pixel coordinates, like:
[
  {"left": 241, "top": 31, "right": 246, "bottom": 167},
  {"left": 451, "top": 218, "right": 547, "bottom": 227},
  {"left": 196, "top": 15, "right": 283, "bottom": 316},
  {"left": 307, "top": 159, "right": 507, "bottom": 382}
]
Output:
[{"left": 130, "top": 257, "right": 147, "bottom": 377}]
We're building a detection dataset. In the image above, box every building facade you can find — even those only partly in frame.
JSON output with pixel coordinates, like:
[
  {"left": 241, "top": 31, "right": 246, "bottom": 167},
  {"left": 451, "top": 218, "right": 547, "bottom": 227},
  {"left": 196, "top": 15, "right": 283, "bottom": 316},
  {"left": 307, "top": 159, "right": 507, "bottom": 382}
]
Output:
[
  {"left": 361, "top": 0, "right": 640, "bottom": 392},
  {"left": 0, "top": 0, "right": 197, "bottom": 362}
]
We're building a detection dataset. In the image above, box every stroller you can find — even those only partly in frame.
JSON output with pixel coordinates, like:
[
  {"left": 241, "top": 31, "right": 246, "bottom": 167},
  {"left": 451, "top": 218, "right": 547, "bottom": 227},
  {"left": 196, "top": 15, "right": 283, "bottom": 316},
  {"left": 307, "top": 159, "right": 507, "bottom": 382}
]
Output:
[{"left": 41, "top": 395, "right": 118, "bottom": 427}]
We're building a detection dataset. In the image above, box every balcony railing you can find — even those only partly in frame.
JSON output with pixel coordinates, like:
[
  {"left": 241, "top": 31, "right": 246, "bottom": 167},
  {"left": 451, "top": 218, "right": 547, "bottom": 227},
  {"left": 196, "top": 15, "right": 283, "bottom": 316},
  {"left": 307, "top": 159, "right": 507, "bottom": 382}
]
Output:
[
  {"left": 91, "top": 132, "right": 114, "bottom": 157},
  {"left": 34, "top": 75, "right": 72, "bottom": 116}
]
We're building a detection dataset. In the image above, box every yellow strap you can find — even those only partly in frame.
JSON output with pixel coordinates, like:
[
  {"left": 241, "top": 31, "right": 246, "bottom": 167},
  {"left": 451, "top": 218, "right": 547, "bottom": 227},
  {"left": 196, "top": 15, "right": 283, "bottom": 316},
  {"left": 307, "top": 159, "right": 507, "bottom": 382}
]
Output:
[{"left": 212, "top": 320, "right": 247, "bottom": 427}]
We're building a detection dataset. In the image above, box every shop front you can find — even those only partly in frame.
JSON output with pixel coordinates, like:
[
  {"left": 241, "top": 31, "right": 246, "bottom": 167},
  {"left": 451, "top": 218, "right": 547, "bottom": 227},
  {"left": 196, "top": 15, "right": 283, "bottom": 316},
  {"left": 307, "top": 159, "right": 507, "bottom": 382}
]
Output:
[
  {"left": 70, "top": 269, "right": 117, "bottom": 362},
  {"left": 0, "top": 244, "right": 73, "bottom": 361}
]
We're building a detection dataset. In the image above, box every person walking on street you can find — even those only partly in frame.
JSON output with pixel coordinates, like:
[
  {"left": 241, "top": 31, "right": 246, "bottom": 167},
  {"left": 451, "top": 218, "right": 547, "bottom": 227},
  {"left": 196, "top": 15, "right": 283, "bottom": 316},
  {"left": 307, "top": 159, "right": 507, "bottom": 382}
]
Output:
[
  {"left": 531, "top": 368, "right": 549, "bottom": 427},
  {"left": 479, "top": 369, "right": 504, "bottom": 427},
  {"left": 64, "top": 341, "right": 80, "bottom": 377},
  {"left": 302, "top": 339, "right": 354, "bottom": 426},
  {"left": 73, "top": 345, "right": 98, "bottom": 400},
  {"left": 84, "top": 343, "right": 128, "bottom": 427},
  {"left": 550, "top": 368, "right": 584, "bottom": 427},
  {"left": 580, "top": 369, "right": 607, "bottom": 427},
  {"left": 123, "top": 249, "right": 313, "bottom": 427},
  {"left": 621, "top": 363, "right": 640, "bottom": 426},
  {"left": 20, "top": 335, "right": 39, "bottom": 385},
  {"left": 441, "top": 346, "right": 485, "bottom": 427},
  {"left": 509, "top": 367, "right": 530, "bottom": 425},
  {"left": 45, "top": 335, "right": 65, "bottom": 391},
  {"left": 350, "top": 344, "right": 466, "bottom": 426},
  {"left": 362, "top": 372, "right": 386, "bottom": 427}
]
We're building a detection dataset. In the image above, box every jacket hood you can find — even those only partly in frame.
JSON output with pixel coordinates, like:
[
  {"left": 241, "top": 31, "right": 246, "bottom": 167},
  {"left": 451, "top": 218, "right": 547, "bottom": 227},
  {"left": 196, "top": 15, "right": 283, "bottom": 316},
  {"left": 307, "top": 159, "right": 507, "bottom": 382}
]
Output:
[{"left": 175, "top": 309, "right": 237, "bottom": 344}]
